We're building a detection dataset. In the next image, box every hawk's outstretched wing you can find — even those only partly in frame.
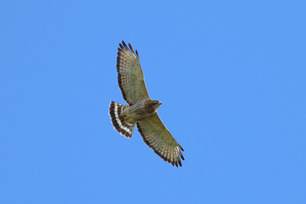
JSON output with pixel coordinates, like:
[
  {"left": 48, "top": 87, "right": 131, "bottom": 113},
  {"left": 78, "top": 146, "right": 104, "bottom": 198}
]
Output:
[
  {"left": 137, "top": 113, "right": 185, "bottom": 167},
  {"left": 116, "top": 41, "right": 150, "bottom": 105}
]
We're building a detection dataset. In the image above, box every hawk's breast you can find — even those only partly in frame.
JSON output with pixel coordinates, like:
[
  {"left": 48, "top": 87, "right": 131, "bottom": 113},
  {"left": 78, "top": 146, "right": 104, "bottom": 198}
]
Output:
[{"left": 122, "top": 99, "right": 157, "bottom": 123}]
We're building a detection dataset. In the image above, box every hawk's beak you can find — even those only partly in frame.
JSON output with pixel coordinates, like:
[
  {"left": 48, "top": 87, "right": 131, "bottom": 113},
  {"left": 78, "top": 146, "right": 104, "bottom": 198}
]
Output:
[{"left": 153, "top": 100, "right": 162, "bottom": 107}]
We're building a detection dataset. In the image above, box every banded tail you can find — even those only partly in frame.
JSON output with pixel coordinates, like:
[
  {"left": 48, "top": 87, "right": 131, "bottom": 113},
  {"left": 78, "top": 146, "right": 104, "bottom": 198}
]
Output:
[{"left": 109, "top": 101, "right": 135, "bottom": 138}]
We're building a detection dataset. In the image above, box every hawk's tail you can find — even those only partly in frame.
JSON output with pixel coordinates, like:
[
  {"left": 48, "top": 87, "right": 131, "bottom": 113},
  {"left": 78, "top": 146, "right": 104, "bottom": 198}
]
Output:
[{"left": 109, "top": 101, "right": 135, "bottom": 138}]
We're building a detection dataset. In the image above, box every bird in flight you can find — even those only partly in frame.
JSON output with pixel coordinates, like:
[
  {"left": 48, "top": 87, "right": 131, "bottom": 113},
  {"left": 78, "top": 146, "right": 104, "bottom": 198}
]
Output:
[{"left": 109, "top": 41, "right": 184, "bottom": 167}]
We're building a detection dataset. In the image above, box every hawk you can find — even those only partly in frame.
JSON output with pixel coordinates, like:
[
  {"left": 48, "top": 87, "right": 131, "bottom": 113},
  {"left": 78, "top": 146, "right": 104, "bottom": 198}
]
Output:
[{"left": 109, "top": 41, "right": 185, "bottom": 167}]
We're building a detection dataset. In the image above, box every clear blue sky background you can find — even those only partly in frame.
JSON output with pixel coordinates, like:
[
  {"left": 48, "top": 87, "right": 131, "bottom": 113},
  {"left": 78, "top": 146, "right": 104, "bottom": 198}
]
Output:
[{"left": 1, "top": 1, "right": 305, "bottom": 203}]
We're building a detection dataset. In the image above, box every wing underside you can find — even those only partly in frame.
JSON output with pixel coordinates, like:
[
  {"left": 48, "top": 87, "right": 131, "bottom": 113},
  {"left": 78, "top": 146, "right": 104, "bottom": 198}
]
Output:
[
  {"left": 116, "top": 41, "right": 150, "bottom": 105},
  {"left": 137, "top": 113, "right": 184, "bottom": 167}
]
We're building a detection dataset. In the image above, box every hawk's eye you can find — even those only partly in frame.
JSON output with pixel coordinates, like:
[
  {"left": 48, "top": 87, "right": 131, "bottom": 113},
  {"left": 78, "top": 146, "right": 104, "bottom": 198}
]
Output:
[{"left": 153, "top": 101, "right": 161, "bottom": 106}]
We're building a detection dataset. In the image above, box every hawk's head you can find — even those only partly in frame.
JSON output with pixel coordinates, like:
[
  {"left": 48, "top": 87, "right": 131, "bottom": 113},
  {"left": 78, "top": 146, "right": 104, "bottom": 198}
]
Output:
[
  {"left": 145, "top": 99, "right": 162, "bottom": 114},
  {"left": 152, "top": 100, "right": 162, "bottom": 109}
]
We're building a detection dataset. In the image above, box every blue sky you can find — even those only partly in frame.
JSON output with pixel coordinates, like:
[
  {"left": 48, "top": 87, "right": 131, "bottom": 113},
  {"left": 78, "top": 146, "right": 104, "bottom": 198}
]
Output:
[{"left": 1, "top": 0, "right": 306, "bottom": 203}]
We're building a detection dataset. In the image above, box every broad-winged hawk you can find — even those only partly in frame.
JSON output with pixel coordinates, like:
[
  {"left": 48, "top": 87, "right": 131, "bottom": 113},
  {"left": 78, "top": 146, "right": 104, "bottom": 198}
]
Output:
[{"left": 109, "top": 41, "right": 184, "bottom": 167}]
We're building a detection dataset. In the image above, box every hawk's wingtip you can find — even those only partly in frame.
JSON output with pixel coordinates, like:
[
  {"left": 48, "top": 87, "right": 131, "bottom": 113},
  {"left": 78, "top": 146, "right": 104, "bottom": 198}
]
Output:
[
  {"left": 178, "top": 160, "right": 182, "bottom": 167},
  {"left": 121, "top": 40, "right": 127, "bottom": 47},
  {"left": 128, "top": 43, "right": 135, "bottom": 54}
]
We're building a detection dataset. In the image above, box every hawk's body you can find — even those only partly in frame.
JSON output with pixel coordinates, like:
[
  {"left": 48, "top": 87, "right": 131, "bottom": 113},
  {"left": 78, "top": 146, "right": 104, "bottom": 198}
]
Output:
[{"left": 109, "top": 41, "right": 184, "bottom": 167}]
